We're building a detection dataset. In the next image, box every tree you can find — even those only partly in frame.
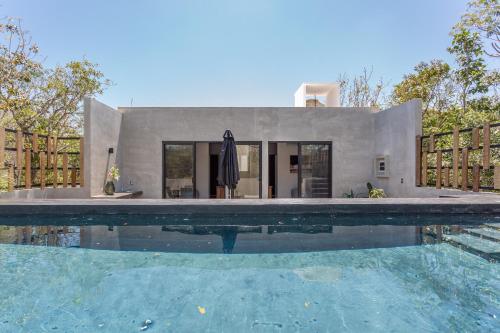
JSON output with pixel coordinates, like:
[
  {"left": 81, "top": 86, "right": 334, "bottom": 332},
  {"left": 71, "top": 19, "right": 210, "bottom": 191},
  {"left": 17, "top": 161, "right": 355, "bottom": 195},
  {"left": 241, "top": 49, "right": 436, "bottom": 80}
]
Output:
[
  {"left": 337, "top": 68, "right": 386, "bottom": 108},
  {"left": 391, "top": 60, "right": 456, "bottom": 115},
  {"left": 455, "top": 0, "right": 500, "bottom": 57},
  {"left": 448, "top": 28, "right": 489, "bottom": 113},
  {"left": 0, "top": 19, "right": 42, "bottom": 128},
  {"left": 0, "top": 18, "right": 109, "bottom": 135}
]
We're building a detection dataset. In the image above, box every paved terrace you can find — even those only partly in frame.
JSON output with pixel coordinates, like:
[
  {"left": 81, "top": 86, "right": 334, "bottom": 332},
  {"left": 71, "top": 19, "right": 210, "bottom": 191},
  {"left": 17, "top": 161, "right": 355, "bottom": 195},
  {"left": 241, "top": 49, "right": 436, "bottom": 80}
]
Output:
[{"left": 0, "top": 196, "right": 499, "bottom": 216}]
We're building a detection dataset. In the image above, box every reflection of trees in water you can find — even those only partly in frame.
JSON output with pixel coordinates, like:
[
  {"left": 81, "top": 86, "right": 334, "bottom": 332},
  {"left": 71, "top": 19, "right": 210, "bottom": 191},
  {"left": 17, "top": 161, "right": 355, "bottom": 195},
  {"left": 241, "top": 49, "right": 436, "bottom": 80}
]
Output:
[{"left": 0, "top": 226, "right": 80, "bottom": 247}]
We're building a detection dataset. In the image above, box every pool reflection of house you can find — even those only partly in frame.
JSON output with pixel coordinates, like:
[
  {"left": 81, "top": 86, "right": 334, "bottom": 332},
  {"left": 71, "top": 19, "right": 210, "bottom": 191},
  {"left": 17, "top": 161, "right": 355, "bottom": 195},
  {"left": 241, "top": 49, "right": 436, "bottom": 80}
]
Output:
[
  {"left": 79, "top": 225, "right": 422, "bottom": 254},
  {"left": 0, "top": 224, "right": 423, "bottom": 253},
  {"left": 85, "top": 83, "right": 421, "bottom": 198}
]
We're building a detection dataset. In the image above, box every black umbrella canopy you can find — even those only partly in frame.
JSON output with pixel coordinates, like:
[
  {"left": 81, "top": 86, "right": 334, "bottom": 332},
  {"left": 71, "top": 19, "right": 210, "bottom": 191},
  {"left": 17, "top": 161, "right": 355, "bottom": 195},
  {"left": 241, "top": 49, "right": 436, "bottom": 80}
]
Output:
[{"left": 217, "top": 130, "right": 240, "bottom": 191}]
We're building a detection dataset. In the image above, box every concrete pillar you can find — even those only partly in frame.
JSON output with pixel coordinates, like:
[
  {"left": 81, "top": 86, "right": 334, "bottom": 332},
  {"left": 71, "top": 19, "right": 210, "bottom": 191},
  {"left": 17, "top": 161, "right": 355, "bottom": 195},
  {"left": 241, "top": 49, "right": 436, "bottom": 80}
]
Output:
[{"left": 261, "top": 141, "right": 268, "bottom": 198}]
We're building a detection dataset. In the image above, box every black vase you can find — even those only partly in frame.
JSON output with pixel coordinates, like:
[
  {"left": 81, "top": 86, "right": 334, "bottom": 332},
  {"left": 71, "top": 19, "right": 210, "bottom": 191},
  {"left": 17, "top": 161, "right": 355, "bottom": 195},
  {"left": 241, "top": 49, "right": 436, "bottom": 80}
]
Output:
[{"left": 104, "top": 181, "right": 115, "bottom": 195}]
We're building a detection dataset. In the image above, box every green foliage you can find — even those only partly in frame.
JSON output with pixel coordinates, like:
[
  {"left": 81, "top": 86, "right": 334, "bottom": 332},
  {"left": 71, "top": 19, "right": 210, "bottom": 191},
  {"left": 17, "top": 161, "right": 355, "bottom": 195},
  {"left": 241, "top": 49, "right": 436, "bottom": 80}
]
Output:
[
  {"left": 392, "top": 60, "right": 455, "bottom": 115},
  {"left": 0, "top": 18, "right": 109, "bottom": 135},
  {"left": 107, "top": 165, "right": 120, "bottom": 182},
  {"left": 454, "top": 0, "right": 500, "bottom": 57},
  {"left": 0, "top": 171, "right": 8, "bottom": 192},
  {"left": 391, "top": 0, "right": 499, "bottom": 136},
  {"left": 448, "top": 28, "right": 489, "bottom": 111},
  {"left": 367, "top": 182, "right": 386, "bottom": 198},
  {"left": 342, "top": 189, "right": 356, "bottom": 198}
]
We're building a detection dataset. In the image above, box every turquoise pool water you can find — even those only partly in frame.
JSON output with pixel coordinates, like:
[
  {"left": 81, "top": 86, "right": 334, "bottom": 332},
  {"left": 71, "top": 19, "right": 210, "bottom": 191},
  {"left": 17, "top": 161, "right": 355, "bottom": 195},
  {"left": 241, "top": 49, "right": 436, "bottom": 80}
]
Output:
[
  {"left": 0, "top": 218, "right": 499, "bottom": 332},
  {"left": 0, "top": 237, "right": 499, "bottom": 332}
]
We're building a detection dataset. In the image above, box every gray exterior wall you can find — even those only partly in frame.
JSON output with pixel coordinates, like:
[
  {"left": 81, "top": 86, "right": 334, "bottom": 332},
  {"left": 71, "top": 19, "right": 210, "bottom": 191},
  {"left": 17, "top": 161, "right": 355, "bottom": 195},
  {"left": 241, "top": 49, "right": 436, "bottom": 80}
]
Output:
[
  {"left": 0, "top": 187, "right": 88, "bottom": 200},
  {"left": 82, "top": 98, "right": 423, "bottom": 198},
  {"left": 373, "top": 99, "right": 422, "bottom": 197},
  {"left": 84, "top": 98, "right": 123, "bottom": 196}
]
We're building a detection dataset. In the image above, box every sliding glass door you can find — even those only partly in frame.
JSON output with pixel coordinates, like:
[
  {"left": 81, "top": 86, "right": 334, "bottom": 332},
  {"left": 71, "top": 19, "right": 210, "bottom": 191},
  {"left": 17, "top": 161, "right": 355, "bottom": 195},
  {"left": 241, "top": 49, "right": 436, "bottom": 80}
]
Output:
[
  {"left": 163, "top": 143, "right": 196, "bottom": 198},
  {"left": 299, "top": 143, "right": 331, "bottom": 198},
  {"left": 234, "top": 143, "right": 261, "bottom": 199}
]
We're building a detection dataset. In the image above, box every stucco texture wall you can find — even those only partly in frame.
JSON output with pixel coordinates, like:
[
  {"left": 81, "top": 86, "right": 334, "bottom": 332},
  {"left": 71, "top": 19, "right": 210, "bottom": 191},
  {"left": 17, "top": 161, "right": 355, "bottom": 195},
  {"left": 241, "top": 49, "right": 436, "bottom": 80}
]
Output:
[
  {"left": 84, "top": 97, "right": 123, "bottom": 196},
  {"left": 115, "top": 106, "right": 378, "bottom": 198},
  {"left": 373, "top": 99, "right": 422, "bottom": 197},
  {"left": 83, "top": 99, "right": 423, "bottom": 198}
]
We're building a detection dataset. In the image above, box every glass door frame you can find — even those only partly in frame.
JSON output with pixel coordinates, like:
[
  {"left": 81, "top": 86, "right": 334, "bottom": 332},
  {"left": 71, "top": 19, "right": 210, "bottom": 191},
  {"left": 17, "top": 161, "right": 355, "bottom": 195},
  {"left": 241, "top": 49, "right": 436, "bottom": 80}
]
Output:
[
  {"left": 269, "top": 141, "right": 332, "bottom": 198},
  {"left": 236, "top": 141, "right": 263, "bottom": 199},
  {"left": 162, "top": 141, "right": 197, "bottom": 199},
  {"left": 298, "top": 142, "right": 332, "bottom": 198},
  {"left": 205, "top": 141, "right": 262, "bottom": 199}
]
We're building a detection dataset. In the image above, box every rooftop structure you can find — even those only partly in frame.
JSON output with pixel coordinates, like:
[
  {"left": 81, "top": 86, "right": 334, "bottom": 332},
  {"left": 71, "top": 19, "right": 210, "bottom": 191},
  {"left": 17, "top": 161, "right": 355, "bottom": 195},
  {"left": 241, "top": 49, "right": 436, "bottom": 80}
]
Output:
[{"left": 294, "top": 83, "right": 340, "bottom": 107}]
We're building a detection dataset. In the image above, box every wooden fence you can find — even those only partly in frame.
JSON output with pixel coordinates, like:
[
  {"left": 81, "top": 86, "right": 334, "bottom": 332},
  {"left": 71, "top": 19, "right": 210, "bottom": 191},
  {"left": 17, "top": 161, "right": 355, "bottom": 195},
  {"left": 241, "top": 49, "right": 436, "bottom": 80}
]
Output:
[
  {"left": 416, "top": 121, "right": 500, "bottom": 192},
  {"left": 0, "top": 127, "right": 84, "bottom": 191}
]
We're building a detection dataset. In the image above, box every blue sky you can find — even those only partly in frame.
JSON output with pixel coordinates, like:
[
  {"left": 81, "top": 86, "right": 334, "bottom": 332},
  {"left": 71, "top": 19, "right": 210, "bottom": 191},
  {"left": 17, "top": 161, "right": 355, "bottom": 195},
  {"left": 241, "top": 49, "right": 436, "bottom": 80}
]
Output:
[{"left": 2, "top": 0, "right": 479, "bottom": 107}]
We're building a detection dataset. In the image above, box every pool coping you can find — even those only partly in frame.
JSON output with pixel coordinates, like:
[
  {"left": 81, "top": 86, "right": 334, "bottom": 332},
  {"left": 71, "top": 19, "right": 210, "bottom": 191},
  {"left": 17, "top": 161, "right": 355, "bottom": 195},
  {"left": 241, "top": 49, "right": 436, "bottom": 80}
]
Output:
[{"left": 0, "top": 197, "right": 499, "bottom": 216}]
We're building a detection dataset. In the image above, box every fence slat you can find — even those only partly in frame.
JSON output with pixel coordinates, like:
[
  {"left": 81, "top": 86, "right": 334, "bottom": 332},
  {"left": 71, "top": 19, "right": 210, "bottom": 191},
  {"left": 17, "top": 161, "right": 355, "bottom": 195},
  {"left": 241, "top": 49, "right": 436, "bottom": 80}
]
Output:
[
  {"left": 32, "top": 133, "right": 39, "bottom": 153},
  {"left": 52, "top": 153, "right": 58, "bottom": 188},
  {"left": 422, "top": 149, "right": 428, "bottom": 186},
  {"left": 0, "top": 127, "right": 5, "bottom": 168},
  {"left": 461, "top": 148, "right": 469, "bottom": 191},
  {"left": 71, "top": 165, "right": 77, "bottom": 187},
  {"left": 62, "top": 153, "right": 68, "bottom": 188},
  {"left": 16, "top": 130, "right": 23, "bottom": 174},
  {"left": 25, "top": 148, "right": 31, "bottom": 189},
  {"left": 436, "top": 150, "right": 442, "bottom": 189},
  {"left": 47, "top": 136, "right": 52, "bottom": 168},
  {"left": 8, "top": 164, "right": 14, "bottom": 192},
  {"left": 79, "top": 137, "right": 84, "bottom": 187},
  {"left": 444, "top": 167, "right": 450, "bottom": 187},
  {"left": 472, "top": 164, "right": 480, "bottom": 192},
  {"left": 415, "top": 136, "right": 421, "bottom": 186},
  {"left": 40, "top": 152, "right": 46, "bottom": 189},
  {"left": 495, "top": 165, "right": 500, "bottom": 190},
  {"left": 429, "top": 134, "right": 435, "bottom": 153},
  {"left": 52, "top": 136, "right": 58, "bottom": 166},
  {"left": 483, "top": 123, "right": 490, "bottom": 169},
  {"left": 452, "top": 127, "right": 459, "bottom": 188},
  {"left": 472, "top": 128, "right": 480, "bottom": 149}
]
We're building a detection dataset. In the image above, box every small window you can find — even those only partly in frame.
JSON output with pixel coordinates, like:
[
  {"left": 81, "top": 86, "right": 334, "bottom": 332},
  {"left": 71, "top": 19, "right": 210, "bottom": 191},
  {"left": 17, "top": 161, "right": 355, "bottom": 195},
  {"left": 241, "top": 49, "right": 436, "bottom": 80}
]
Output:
[{"left": 374, "top": 156, "right": 389, "bottom": 178}]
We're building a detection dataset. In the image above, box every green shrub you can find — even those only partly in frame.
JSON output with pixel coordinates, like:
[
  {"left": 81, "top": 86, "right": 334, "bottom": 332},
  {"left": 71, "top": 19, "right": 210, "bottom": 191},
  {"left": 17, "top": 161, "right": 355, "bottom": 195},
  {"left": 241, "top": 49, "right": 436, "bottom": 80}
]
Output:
[
  {"left": 342, "top": 190, "right": 356, "bottom": 198},
  {"left": 367, "top": 182, "right": 386, "bottom": 198},
  {"left": 0, "top": 171, "right": 8, "bottom": 192}
]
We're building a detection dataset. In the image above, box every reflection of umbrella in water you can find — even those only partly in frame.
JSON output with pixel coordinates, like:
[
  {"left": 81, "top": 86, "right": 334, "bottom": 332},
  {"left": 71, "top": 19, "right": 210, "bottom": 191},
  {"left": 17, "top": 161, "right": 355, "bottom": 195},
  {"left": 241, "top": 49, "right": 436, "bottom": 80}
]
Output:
[
  {"left": 162, "top": 225, "right": 261, "bottom": 253},
  {"left": 217, "top": 130, "right": 240, "bottom": 198}
]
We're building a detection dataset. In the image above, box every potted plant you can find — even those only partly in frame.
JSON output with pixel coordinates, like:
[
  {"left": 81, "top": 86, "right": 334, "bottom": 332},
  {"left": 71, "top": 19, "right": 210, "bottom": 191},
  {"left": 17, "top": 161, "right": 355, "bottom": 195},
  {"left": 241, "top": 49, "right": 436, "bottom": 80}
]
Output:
[{"left": 104, "top": 165, "right": 120, "bottom": 195}]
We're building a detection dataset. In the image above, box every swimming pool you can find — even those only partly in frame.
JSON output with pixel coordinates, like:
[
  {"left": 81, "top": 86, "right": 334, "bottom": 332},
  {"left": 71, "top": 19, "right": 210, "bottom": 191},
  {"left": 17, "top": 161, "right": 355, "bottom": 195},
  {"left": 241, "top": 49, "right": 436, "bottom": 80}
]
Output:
[{"left": 0, "top": 215, "right": 498, "bottom": 332}]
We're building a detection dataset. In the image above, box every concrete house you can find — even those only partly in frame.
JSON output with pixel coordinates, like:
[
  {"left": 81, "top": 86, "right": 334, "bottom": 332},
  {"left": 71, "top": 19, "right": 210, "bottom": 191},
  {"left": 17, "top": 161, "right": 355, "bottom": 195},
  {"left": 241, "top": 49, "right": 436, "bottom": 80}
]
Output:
[{"left": 85, "top": 83, "right": 422, "bottom": 199}]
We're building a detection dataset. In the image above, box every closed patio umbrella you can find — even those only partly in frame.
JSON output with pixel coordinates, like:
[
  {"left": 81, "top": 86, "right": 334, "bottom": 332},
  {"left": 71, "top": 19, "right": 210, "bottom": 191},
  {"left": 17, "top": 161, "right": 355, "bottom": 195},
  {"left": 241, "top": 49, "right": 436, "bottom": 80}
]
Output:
[{"left": 217, "top": 130, "right": 240, "bottom": 198}]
